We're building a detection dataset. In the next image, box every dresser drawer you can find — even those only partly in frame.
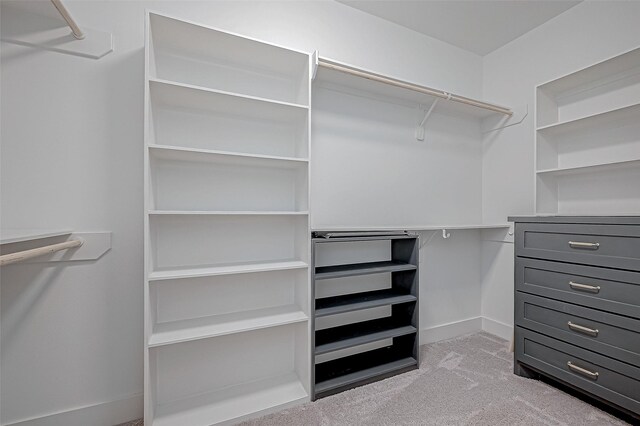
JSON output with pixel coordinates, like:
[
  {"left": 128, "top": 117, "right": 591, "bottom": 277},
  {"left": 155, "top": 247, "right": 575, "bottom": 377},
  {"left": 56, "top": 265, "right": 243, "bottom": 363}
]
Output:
[
  {"left": 516, "top": 292, "right": 640, "bottom": 367},
  {"left": 515, "top": 223, "right": 640, "bottom": 271},
  {"left": 516, "top": 327, "right": 640, "bottom": 415},
  {"left": 516, "top": 258, "right": 640, "bottom": 318}
]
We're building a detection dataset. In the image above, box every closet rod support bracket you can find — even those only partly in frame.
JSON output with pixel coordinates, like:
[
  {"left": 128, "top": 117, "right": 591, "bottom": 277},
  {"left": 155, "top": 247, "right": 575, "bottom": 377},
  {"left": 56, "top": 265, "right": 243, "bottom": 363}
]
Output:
[
  {"left": 416, "top": 97, "right": 446, "bottom": 141},
  {"left": 442, "top": 229, "right": 451, "bottom": 239}
]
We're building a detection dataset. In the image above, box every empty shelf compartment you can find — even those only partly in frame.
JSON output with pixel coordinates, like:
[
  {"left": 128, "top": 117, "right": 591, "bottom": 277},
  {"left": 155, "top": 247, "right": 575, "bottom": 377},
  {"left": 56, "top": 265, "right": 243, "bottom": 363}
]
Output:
[
  {"left": 315, "top": 345, "right": 417, "bottom": 396},
  {"left": 315, "top": 288, "right": 416, "bottom": 317},
  {"left": 315, "top": 316, "right": 416, "bottom": 355},
  {"left": 315, "top": 261, "right": 416, "bottom": 280}
]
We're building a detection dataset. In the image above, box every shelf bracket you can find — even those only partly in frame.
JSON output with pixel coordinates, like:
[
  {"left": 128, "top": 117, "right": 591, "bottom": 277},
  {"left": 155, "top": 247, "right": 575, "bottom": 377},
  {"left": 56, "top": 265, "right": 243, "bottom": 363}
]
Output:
[
  {"left": 312, "top": 50, "right": 319, "bottom": 80},
  {"left": 482, "top": 104, "right": 528, "bottom": 134},
  {"left": 416, "top": 97, "right": 443, "bottom": 141},
  {"left": 441, "top": 229, "right": 451, "bottom": 239},
  {"left": 0, "top": 3, "right": 113, "bottom": 59}
]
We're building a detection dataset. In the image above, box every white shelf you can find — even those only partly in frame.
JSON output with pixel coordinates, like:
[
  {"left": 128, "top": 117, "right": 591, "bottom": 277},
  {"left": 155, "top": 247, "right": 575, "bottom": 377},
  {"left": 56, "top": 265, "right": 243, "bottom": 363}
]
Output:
[
  {"left": 149, "top": 149, "right": 308, "bottom": 211},
  {"left": 148, "top": 145, "right": 308, "bottom": 165},
  {"left": 149, "top": 260, "right": 309, "bottom": 281},
  {"left": 153, "top": 373, "right": 308, "bottom": 426},
  {"left": 536, "top": 102, "right": 640, "bottom": 133},
  {"left": 149, "top": 78, "right": 309, "bottom": 111},
  {"left": 0, "top": 229, "right": 73, "bottom": 245},
  {"left": 149, "top": 210, "right": 309, "bottom": 216},
  {"left": 149, "top": 305, "right": 308, "bottom": 347},
  {"left": 537, "top": 159, "right": 640, "bottom": 176},
  {"left": 312, "top": 224, "right": 511, "bottom": 232},
  {"left": 149, "top": 12, "right": 310, "bottom": 105}
]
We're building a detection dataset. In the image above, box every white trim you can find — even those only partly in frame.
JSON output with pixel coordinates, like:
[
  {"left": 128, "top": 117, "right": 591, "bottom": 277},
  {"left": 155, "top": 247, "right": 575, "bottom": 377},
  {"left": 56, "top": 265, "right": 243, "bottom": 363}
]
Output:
[
  {"left": 482, "top": 316, "right": 513, "bottom": 341},
  {"left": 420, "top": 316, "right": 513, "bottom": 344},
  {"left": 4, "top": 394, "right": 142, "bottom": 426},
  {"left": 420, "top": 317, "right": 482, "bottom": 343}
]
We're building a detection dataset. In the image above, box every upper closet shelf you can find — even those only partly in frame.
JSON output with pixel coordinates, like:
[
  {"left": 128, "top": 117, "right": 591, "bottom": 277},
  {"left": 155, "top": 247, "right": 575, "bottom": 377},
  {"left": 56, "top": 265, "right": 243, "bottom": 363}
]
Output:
[
  {"left": 0, "top": 229, "right": 73, "bottom": 245},
  {"left": 312, "top": 224, "right": 511, "bottom": 232},
  {"left": 314, "top": 57, "right": 512, "bottom": 119}
]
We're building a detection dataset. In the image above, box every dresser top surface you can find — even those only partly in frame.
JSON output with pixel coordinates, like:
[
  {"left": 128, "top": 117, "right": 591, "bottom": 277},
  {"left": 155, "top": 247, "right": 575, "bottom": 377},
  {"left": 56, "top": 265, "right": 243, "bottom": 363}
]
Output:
[{"left": 508, "top": 215, "right": 640, "bottom": 225}]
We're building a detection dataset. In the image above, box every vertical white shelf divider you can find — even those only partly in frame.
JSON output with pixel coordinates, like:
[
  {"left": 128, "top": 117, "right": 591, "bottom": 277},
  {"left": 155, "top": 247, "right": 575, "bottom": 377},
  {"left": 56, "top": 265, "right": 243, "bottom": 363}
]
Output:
[{"left": 144, "top": 11, "right": 312, "bottom": 425}]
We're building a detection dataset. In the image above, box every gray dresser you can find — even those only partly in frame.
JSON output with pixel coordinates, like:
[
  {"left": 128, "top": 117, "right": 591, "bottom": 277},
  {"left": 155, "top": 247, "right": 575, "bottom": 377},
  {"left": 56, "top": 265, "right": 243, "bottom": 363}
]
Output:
[{"left": 509, "top": 216, "right": 640, "bottom": 419}]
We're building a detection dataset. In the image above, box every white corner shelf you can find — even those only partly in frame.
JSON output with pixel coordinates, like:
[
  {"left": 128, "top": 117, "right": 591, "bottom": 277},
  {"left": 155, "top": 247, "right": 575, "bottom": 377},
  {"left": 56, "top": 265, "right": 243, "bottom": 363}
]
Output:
[
  {"left": 535, "top": 46, "right": 640, "bottom": 215},
  {"left": 149, "top": 305, "right": 308, "bottom": 347},
  {"left": 149, "top": 260, "right": 309, "bottom": 282},
  {"left": 152, "top": 373, "right": 308, "bottom": 426},
  {"left": 0, "top": 229, "right": 73, "bottom": 245}
]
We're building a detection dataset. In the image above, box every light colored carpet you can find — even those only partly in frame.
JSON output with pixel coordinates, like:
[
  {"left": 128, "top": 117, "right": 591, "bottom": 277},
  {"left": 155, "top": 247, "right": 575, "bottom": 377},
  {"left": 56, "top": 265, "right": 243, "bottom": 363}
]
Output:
[{"left": 241, "top": 332, "right": 629, "bottom": 426}]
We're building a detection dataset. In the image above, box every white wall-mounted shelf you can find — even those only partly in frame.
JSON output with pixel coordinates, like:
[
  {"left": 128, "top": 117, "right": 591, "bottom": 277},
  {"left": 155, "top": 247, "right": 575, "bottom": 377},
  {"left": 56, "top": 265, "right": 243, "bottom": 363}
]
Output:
[
  {"left": 0, "top": 229, "right": 73, "bottom": 245},
  {"left": 312, "top": 224, "right": 511, "bottom": 232},
  {"left": 0, "top": 231, "right": 112, "bottom": 264},
  {"left": 535, "top": 46, "right": 640, "bottom": 215}
]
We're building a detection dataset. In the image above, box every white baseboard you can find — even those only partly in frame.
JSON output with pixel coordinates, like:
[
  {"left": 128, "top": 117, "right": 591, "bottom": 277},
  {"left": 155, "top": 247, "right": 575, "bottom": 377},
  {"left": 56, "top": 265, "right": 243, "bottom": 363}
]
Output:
[
  {"left": 5, "top": 394, "right": 142, "bottom": 426},
  {"left": 420, "top": 316, "right": 482, "bottom": 343},
  {"left": 481, "top": 316, "right": 513, "bottom": 341},
  {"left": 420, "top": 316, "right": 513, "bottom": 344}
]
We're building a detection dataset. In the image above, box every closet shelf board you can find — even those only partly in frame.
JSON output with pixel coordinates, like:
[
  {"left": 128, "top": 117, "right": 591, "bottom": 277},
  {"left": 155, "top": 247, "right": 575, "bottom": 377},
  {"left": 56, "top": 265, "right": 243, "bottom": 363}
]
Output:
[
  {"left": 312, "top": 224, "right": 511, "bottom": 232},
  {"left": 315, "top": 261, "right": 416, "bottom": 280},
  {"left": 149, "top": 305, "right": 308, "bottom": 347},
  {"left": 315, "top": 289, "right": 417, "bottom": 317},
  {"left": 147, "top": 145, "right": 309, "bottom": 165},
  {"left": 153, "top": 372, "right": 308, "bottom": 426},
  {"left": 536, "top": 102, "right": 640, "bottom": 134},
  {"left": 315, "top": 317, "right": 416, "bottom": 355},
  {"left": 149, "top": 144, "right": 308, "bottom": 170},
  {"left": 149, "top": 260, "right": 309, "bottom": 281},
  {"left": 0, "top": 229, "right": 73, "bottom": 245},
  {"left": 536, "top": 158, "right": 640, "bottom": 176},
  {"left": 148, "top": 210, "right": 309, "bottom": 216},
  {"left": 149, "top": 78, "right": 309, "bottom": 111}
]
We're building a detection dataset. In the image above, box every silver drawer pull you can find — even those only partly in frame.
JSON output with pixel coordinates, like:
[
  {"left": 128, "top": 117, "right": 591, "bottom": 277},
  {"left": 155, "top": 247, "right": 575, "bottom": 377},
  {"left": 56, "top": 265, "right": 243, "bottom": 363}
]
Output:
[
  {"left": 568, "top": 321, "right": 599, "bottom": 337},
  {"left": 567, "top": 361, "right": 599, "bottom": 379},
  {"left": 568, "top": 241, "right": 600, "bottom": 250},
  {"left": 569, "top": 281, "right": 601, "bottom": 293}
]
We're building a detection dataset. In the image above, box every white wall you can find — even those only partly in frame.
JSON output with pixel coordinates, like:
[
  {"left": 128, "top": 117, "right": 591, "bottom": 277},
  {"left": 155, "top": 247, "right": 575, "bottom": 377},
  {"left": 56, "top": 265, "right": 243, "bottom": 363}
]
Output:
[
  {"left": 0, "top": 1, "right": 483, "bottom": 424},
  {"left": 480, "top": 1, "right": 640, "bottom": 332}
]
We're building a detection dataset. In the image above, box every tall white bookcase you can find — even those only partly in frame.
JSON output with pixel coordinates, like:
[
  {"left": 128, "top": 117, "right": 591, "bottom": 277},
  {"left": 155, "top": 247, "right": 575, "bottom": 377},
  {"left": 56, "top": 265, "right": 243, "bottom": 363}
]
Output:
[
  {"left": 144, "top": 12, "right": 312, "bottom": 425},
  {"left": 535, "top": 46, "right": 640, "bottom": 215}
]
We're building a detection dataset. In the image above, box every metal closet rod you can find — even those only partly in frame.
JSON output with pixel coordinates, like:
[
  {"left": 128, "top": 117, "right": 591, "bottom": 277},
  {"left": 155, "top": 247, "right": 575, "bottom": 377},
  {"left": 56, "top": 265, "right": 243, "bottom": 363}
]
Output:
[
  {"left": 317, "top": 59, "right": 513, "bottom": 116},
  {"left": 50, "top": 0, "right": 85, "bottom": 40},
  {"left": 0, "top": 239, "right": 83, "bottom": 266}
]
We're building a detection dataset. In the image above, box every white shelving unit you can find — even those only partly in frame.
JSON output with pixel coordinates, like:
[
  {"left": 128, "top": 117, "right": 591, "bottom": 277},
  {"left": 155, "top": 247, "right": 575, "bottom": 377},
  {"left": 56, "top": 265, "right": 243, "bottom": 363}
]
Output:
[
  {"left": 535, "top": 47, "right": 640, "bottom": 215},
  {"left": 144, "top": 11, "right": 312, "bottom": 425}
]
